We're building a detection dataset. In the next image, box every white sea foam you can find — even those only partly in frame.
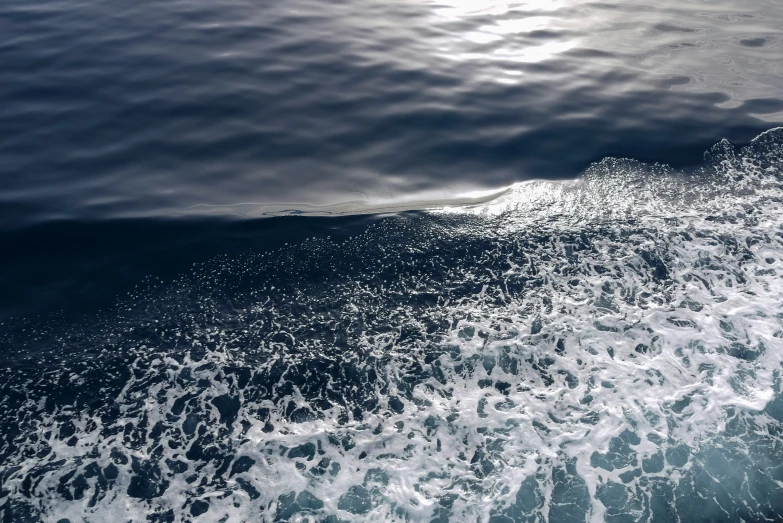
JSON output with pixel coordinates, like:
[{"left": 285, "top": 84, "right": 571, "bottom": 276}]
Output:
[{"left": 1, "top": 130, "right": 783, "bottom": 522}]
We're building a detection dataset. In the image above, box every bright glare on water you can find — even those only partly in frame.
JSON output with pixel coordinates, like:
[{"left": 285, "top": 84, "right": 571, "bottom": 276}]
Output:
[{"left": 1, "top": 0, "right": 782, "bottom": 225}]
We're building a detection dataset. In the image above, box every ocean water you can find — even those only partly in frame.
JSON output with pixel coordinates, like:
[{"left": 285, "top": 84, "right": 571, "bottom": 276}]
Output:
[
  {"left": 2, "top": 0, "right": 783, "bottom": 522},
  {"left": 3, "top": 0, "right": 783, "bottom": 225},
  {"left": 3, "top": 132, "right": 783, "bottom": 522}
]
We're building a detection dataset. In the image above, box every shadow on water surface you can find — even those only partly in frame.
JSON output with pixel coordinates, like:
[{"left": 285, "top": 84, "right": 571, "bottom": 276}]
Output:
[{"left": 0, "top": 214, "right": 392, "bottom": 322}]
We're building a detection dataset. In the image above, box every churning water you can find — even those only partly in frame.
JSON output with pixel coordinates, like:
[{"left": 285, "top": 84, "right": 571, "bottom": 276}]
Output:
[{"left": 2, "top": 130, "right": 783, "bottom": 521}]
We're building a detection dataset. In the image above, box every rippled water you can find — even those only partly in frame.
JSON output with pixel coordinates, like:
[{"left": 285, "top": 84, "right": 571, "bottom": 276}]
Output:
[
  {"left": 2, "top": 0, "right": 783, "bottom": 522},
  {"left": 2, "top": 0, "right": 783, "bottom": 224}
]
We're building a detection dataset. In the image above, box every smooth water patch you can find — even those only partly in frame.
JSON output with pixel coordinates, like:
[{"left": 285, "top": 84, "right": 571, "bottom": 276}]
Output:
[{"left": 2, "top": 0, "right": 783, "bottom": 227}]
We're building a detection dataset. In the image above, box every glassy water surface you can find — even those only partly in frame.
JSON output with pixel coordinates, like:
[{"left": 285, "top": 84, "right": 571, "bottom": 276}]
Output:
[
  {"left": 1, "top": 0, "right": 783, "bottom": 522},
  {"left": 2, "top": 0, "right": 783, "bottom": 223}
]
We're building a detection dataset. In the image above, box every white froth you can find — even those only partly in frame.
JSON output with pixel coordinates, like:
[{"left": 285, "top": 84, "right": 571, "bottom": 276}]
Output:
[{"left": 1, "top": 130, "right": 783, "bottom": 522}]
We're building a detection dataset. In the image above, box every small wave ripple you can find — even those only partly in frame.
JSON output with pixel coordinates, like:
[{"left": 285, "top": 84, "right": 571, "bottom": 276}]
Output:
[{"left": 2, "top": 0, "right": 783, "bottom": 227}]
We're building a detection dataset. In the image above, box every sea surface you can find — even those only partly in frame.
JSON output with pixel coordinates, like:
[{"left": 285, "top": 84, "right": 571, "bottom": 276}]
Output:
[{"left": 2, "top": 0, "right": 783, "bottom": 521}]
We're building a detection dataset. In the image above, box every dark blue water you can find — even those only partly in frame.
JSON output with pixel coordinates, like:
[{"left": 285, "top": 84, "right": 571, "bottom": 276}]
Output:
[
  {"left": 2, "top": 0, "right": 783, "bottom": 227},
  {"left": 2, "top": 0, "right": 783, "bottom": 521}
]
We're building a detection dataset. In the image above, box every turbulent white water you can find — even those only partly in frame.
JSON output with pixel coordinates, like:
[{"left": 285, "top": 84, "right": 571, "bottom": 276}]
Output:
[{"left": 2, "top": 129, "right": 783, "bottom": 522}]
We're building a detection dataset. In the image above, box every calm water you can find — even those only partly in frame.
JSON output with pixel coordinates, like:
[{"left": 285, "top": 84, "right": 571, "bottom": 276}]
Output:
[
  {"left": 2, "top": 0, "right": 783, "bottom": 521},
  {"left": 2, "top": 0, "right": 783, "bottom": 224}
]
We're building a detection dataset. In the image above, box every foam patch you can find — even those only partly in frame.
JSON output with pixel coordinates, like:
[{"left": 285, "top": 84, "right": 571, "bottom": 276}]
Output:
[{"left": 2, "top": 129, "right": 783, "bottom": 522}]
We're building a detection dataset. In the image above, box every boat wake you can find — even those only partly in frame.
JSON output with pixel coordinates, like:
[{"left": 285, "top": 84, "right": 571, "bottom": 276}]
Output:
[{"left": 2, "top": 130, "right": 783, "bottom": 522}]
